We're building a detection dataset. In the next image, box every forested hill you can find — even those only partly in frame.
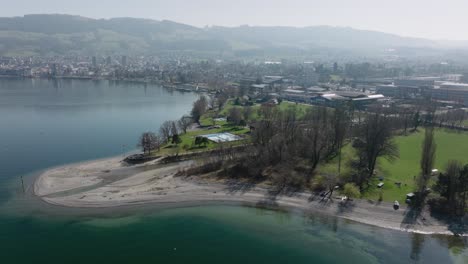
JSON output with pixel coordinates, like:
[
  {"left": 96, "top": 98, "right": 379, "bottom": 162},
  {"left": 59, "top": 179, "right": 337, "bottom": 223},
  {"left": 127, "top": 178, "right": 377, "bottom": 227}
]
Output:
[{"left": 0, "top": 14, "right": 458, "bottom": 59}]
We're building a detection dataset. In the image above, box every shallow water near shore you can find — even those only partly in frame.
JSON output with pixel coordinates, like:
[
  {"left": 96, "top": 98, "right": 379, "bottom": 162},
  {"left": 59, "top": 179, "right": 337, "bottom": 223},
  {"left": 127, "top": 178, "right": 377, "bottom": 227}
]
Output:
[
  {"left": 1, "top": 204, "right": 468, "bottom": 264},
  {"left": 1, "top": 78, "right": 468, "bottom": 264}
]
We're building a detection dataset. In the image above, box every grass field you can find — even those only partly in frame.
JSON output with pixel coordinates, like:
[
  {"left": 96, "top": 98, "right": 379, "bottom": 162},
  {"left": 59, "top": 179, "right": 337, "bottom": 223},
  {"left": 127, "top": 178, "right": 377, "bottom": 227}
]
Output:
[
  {"left": 278, "top": 101, "right": 313, "bottom": 116},
  {"left": 365, "top": 129, "right": 468, "bottom": 201},
  {"left": 219, "top": 100, "right": 312, "bottom": 118},
  {"left": 153, "top": 123, "right": 249, "bottom": 156},
  {"left": 317, "top": 144, "right": 355, "bottom": 177},
  {"left": 153, "top": 99, "right": 468, "bottom": 203},
  {"left": 316, "top": 129, "right": 468, "bottom": 202},
  {"left": 158, "top": 100, "right": 313, "bottom": 156}
]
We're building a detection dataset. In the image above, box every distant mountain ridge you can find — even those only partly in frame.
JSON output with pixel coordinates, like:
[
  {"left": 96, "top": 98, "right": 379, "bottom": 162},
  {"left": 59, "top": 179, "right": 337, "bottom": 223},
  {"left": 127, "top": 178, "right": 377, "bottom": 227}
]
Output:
[{"left": 0, "top": 14, "right": 462, "bottom": 58}]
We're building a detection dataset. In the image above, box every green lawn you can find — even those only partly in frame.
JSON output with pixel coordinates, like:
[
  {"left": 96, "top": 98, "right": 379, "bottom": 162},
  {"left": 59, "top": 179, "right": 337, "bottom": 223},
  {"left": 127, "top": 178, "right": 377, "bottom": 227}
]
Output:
[
  {"left": 315, "top": 129, "right": 468, "bottom": 202},
  {"left": 317, "top": 143, "right": 355, "bottom": 177},
  {"left": 278, "top": 101, "right": 313, "bottom": 116},
  {"left": 219, "top": 100, "right": 312, "bottom": 119},
  {"left": 365, "top": 129, "right": 468, "bottom": 201},
  {"left": 159, "top": 100, "right": 312, "bottom": 156},
  {"left": 153, "top": 123, "right": 250, "bottom": 156},
  {"left": 191, "top": 98, "right": 468, "bottom": 203},
  {"left": 148, "top": 91, "right": 468, "bottom": 203},
  {"left": 154, "top": 99, "right": 468, "bottom": 203}
]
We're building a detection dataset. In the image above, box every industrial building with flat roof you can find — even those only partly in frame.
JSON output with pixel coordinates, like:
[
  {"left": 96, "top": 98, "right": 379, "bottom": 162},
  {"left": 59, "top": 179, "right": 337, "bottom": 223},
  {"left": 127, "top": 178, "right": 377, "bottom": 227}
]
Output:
[
  {"left": 429, "top": 82, "right": 468, "bottom": 106},
  {"left": 376, "top": 79, "right": 468, "bottom": 106}
]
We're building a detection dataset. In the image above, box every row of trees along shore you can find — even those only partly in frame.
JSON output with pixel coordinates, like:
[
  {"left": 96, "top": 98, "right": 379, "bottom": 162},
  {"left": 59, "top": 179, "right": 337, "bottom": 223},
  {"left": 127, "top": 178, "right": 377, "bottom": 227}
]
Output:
[
  {"left": 138, "top": 115, "right": 194, "bottom": 155},
  {"left": 139, "top": 93, "right": 468, "bottom": 216},
  {"left": 138, "top": 95, "right": 212, "bottom": 155}
]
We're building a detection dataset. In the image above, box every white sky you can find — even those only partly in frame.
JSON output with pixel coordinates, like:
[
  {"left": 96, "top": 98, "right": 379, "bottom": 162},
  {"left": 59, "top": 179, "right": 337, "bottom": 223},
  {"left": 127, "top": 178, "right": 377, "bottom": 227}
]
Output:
[{"left": 1, "top": 0, "right": 467, "bottom": 40}]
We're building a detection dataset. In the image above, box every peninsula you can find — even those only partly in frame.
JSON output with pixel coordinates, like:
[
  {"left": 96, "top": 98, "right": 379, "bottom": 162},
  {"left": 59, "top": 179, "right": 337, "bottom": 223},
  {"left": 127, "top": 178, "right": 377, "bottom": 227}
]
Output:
[{"left": 34, "top": 155, "right": 465, "bottom": 236}]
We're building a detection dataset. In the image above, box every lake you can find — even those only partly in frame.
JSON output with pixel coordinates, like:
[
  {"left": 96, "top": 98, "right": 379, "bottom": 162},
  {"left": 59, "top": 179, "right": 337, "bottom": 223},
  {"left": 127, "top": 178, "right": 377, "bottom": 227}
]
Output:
[{"left": 0, "top": 78, "right": 467, "bottom": 264}]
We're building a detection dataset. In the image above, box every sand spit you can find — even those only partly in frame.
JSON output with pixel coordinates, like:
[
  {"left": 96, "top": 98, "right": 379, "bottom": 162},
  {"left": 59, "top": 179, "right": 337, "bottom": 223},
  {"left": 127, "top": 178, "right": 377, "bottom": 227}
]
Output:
[{"left": 34, "top": 157, "right": 466, "bottom": 236}]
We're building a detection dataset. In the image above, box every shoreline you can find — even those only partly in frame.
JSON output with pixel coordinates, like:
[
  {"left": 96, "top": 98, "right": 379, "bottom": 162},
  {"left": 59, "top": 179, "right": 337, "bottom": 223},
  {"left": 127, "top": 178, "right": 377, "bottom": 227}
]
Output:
[
  {"left": 0, "top": 75, "right": 205, "bottom": 93},
  {"left": 32, "top": 156, "right": 467, "bottom": 236}
]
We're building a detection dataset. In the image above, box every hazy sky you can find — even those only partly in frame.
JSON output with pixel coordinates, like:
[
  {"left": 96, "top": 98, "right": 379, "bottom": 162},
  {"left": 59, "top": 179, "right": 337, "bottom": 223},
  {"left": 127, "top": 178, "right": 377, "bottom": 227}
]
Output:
[{"left": 1, "top": 0, "right": 467, "bottom": 40}]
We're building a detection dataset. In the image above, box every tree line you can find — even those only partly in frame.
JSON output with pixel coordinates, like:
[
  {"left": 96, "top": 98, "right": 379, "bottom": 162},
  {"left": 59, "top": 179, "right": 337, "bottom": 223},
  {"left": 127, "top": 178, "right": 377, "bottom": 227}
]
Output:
[
  {"left": 221, "top": 103, "right": 403, "bottom": 196},
  {"left": 137, "top": 92, "right": 468, "bottom": 216},
  {"left": 138, "top": 117, "right": 189, "bottom": 155},
  {"left": 138, "top": 95, "right": 215, "bottom": 155}
]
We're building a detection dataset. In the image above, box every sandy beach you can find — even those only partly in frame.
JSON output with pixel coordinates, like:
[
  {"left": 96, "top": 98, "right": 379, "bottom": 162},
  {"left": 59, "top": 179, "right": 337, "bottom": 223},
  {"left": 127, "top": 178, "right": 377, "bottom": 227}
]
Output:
[{"left": 33, "top": 156, "right": 466, "bottom": 236}]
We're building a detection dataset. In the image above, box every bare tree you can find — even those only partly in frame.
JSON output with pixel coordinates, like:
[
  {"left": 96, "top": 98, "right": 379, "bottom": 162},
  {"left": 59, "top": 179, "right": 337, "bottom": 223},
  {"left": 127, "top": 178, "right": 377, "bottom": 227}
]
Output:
[
  {"left": 279, "top": 107, "right": 301, "bottom": 146},
  {"left": 251, "top": 106, "right": 296, "bottom": 166},
  {"left": 398, "top": 107, "right": 415, "bottom": 134},
  {"left": 178, "top": 115, "right": 193, "bottom": 134},
  {"left": 418, "top": 127, "right": 436, "bottom": 193},
  {"left": 227, "top": 107, "right": 243, "bottom": 125},
  {"left": 434, "top": 111, "right": 447, "bottom": 128},
  {"left": 446, "top": 109, "right": 467, "bottom": 128},
  {"left": 243, "top": 106, "right": 253, "bottom": 122},
  {"left": 154, "top": 133, "right": 164, "bottom": 151},
  {"left": 435, "top": 160, "right": 468, "bottom": 215},
  {"left": 138, "top": 132, "right": 158, "bottom": 155},
  {"left": 412, "top": 111, "right": 421, "bottom": 131},
  {"left": 323, "top": 173, "right": 338, "bottom": 200},
  {"left": 329, "top": 106, "right": 350, "bottom": 169},
  {"left": 447, "top": 161, "right": 462, "bottom": 214},
  {"left": 302, "top": 107, "right": 332, "bottom": 173},
  {"left": 217, "top": 94, "right": 229, "bottom": 111},
  {"left": 159, "top": 121, "right": 173, "bottom": 142},
  {"left": 456, "top": 109, "right": 467, "bottom": 127},
  {"left": 191, "top": 95, "right": 208, "bottom": 123},
  {"left": 170, "top": 121, "right": 179, "bottom": 136},
  {"left": 208, "top": 96, "right": 216, "bottom": 110},
  {"left": 353, "top": 110, "right": 399, "bottom": 189},
  {"left": 251, "top": 106, "right": 334, "bottom": 182}
]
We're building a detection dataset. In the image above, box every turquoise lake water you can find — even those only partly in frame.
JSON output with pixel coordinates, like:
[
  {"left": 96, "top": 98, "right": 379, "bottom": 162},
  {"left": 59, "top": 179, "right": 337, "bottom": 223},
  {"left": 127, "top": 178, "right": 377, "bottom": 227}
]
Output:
[{"left": 0, "top": 78, "right": 467, "bottom": 264}]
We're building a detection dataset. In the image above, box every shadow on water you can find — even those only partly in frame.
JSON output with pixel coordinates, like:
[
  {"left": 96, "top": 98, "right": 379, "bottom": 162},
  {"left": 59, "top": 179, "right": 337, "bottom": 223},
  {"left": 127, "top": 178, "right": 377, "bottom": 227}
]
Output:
[
  {"left": 435, "top": 234, "right": 468, "bottom": 258},
  {"left": 409, "top": 230, "right": 468, "bottom": 262},
  {"left": 410, "top": 232, "right": 425, "bottom": 261}
]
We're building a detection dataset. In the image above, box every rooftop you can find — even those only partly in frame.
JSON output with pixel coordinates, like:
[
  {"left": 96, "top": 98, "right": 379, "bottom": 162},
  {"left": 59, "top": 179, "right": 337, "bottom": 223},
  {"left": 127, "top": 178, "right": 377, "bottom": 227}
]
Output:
[
  {"left": 251, "top": 84, "right": 267, "bottom": 89},
  {"left": 306, "top": 87, "right": 326, "bottom": 92},
  {"left": 334, "top": 91, "right": 367, "bottom": 98},
  {"left": 284, "top": 89, "right": 306, "bottom": 94},
  {"left": 352, "top": 94, "right": 385, "bottom": 101},
  {"left": 320, "top": 93, "right": 347, "bottom": 101},
  {"left": 396, "top": 76, "right": 440, "bottom": 81},
  {"left": 440, "top": 82, "right": 468, "bottom": 88}
]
